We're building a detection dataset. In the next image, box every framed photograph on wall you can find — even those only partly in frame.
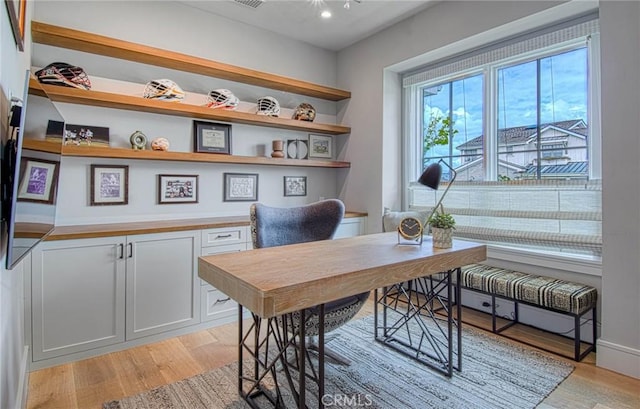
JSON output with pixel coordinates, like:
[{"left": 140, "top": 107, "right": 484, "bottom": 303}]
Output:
[
  {"left": 5, "top": 0, "right": 26, "bottom": 51},
  {"left": 17, "top": 158, "right": 59, "bottom": 203},
  {"left": 90, "top": 164, "right": 129, "bottom": 206},
  {"left": 223, "top": 173, "right": 258, "bottom": 202},
  {"left": 308, "top": 134, "right": 333, "bottom": 159},
  {"left": 158, "top": 174, "right": 198, "bottom": 204},
  {"left": 194, "top": 120, "right": 232, "bottom": 154},
  {"left": 284, "top": 176, "right": 307, "bottom": 197}
]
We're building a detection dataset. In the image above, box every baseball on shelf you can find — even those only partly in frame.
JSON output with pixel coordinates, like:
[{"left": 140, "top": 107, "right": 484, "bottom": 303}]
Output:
[{"left": 151, "top": 137, "right": 170, "bottom": 151}]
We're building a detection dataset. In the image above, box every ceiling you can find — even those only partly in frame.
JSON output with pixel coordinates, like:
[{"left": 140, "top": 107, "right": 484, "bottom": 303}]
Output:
[{"left": 178, "top": 0, "right": 436, "bottom": 51}]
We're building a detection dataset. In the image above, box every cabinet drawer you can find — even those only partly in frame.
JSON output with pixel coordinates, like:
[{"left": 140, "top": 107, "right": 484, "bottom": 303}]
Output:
[
  {"left": 201, "top": 285, "right": 237, "bottom": 322},
  {"left": 200, "top": 243, "right": 247, "bottom": 285},
  {"left": 201, "top": 226, "right": 247, "bottom": 247}
]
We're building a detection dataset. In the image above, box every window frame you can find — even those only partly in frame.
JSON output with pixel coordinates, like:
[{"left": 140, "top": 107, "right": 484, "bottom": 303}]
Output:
[{"left": 402, "top": 35, "right": 602, "bottom": 262}]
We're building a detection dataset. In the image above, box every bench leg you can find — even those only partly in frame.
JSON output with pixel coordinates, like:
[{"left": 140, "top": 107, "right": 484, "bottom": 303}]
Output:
[{"left": 574, "top": 313, "right": 581, "bottom": 361}]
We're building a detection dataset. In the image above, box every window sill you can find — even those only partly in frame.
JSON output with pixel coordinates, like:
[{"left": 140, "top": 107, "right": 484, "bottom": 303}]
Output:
[{"left": 458, "top": 239, "right": 602, "bottom": 276}]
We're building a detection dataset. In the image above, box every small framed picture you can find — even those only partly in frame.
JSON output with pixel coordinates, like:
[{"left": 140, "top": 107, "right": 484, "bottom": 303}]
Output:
[
  {"left": 90, "top": 164, "right": 129, "bottom": 206},
  {"left": 286, "top": 139, "right": 308, "bottom": 159},
  {"left": 224, "top": 173, "right": 258, "bottom": 202},
  {"left": 17, "top": 158, "right": 59, "bottom": 203},
  {"left": 158, "top": 174, "right": 198, "bottom": 204},
  {"left": 64, "top": 124, "right": 110, "bottom": 147},
  {"left": 194, "top": 120, "right": 232, "bottom": 154},
  {"left": 308, "top": 134, "right": 333, "bottom": 159},
  {"left": 284, "top": 176, "right": 307, "bottom": 197}
]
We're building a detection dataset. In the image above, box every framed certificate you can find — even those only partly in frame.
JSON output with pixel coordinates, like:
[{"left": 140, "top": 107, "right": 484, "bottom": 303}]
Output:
[{"left": 193, "top": 120, "right": 231, "bottom": 154}]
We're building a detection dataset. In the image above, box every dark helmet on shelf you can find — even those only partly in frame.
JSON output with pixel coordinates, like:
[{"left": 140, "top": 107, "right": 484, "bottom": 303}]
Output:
[
  {"left": 292, "top": 103, "right": 316, "bottom": 122},
  {"left": 35, "top": 62, "right": 91, "bottom": 90}
]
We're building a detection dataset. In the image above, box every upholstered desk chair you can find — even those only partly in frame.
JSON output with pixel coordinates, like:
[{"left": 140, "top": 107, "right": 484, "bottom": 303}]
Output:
[{"left": 250, "top": 199, "right": 370, "bottom": 365}]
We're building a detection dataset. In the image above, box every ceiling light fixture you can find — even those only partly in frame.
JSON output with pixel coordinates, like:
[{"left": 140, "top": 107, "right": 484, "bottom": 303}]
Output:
[{"left": 321, "top": 10, "right": 332, "bottom": 18}]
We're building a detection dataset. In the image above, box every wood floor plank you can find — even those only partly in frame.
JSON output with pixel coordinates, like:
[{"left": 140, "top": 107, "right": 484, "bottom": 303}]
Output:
[
  {"left": 26, "top": 300, "right": 640, "bottom": 409},
  {"left": 26, "top": 364, "right": 77, "bottom": 409}
]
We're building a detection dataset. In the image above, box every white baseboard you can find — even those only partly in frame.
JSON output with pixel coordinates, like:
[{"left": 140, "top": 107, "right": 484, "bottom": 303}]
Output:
[
  {"left": 596, "top": 339, "right": 640, "bottom": 379},
  {"left": 15, "top": 346, "right": 29, "bottom": 409}
]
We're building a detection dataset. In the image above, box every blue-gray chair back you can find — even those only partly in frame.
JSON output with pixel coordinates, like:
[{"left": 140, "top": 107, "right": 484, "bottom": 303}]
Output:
[
  {"left": 249, "top": 199, "right": 369, "bottom": 360},
  {"left": 251, "top": 199, "right": 344, "bottom": 249}
]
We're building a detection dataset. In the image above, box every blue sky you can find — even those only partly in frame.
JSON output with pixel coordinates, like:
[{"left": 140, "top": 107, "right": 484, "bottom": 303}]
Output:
[{"left": 424, "top": 47, "right": 588, "bottom": 150}]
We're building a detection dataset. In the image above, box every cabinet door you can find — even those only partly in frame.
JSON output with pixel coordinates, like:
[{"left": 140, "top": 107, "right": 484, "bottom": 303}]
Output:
[
  {"left": 125, "top": 230, "right": 200, "bottom": 339},
  {"left": 31, "top": 237, "right": 126, "bottom": 361},
  {"left": 334, "top": 217, "right": 367, "bottom": 238}
]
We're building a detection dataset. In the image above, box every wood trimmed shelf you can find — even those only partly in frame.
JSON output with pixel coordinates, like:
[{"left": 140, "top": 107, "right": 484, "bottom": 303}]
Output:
[
  {"left": 22, "top": 139, "right": 350, "bottom": 168},
  {"left": 46, "top": 212, "right": 368, "bottom": 241},
  {"left": 31, "top": 80, "right": 350, "bottom": 135},
  {"left": 31, "top": 21, "right": 351, "bottom": 102}
]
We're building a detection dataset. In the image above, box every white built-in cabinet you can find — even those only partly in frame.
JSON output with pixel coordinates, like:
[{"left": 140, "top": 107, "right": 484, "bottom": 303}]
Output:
[
  {"left": 31, "top": 236, "right": 126, "bottom": 361},
  {"left": 200, "top": 226, "right": 249, "bottom": 322},
  {"left": 28, "top": 216, "right": 366, "bottom": 369},
  {"left": 30, "top": 230, "right": 200, "bottom": 364}
]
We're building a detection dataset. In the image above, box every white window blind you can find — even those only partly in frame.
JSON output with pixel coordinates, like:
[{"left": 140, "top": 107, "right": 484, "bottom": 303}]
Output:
[
  {"left": 403, "top": 16, "right": 599, "bottom": 88},
  {"left": 409, "top": 180, "right": 602, "bottom": 256}
]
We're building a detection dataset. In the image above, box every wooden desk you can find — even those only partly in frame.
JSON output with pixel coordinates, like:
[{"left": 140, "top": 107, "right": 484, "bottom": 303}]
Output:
[
  {"left": 198, "top": 232, "right": 486, "bottom": 408},
  {"left": 199, "top": 232, "right": 486, "bottom": 318}
]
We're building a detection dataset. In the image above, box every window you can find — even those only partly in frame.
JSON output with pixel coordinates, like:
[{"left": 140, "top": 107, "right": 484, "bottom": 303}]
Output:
[{"left": 403, "top": 18, "right": 601, "bottom": 257}]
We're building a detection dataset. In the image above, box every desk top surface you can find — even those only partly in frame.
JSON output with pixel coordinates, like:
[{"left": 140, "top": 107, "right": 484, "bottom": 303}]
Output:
[{"left": 198, "top": 232, "right": 486, "bottom": 318}]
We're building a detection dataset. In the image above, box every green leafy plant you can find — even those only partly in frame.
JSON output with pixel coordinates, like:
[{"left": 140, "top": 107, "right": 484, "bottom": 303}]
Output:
[
  {"left": 424, "top": 115, "right": 459, "bottom": 152},
  {"left": 427, "top": 211, "right": 456, "bottom": 230}
]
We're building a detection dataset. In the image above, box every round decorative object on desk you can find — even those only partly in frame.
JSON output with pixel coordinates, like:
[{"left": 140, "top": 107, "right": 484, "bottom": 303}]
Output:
[
  {"left": 397, "top": 217, "right": 423, "bottom": 245},
  {"left": 129, "top": 130, "right": 147, "bottom": 150},
  {"left": 151, "top": 137, "right": 170, "bottom": 151}
]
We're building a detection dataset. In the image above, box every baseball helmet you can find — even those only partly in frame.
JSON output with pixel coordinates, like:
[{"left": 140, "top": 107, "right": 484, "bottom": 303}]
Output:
[
  {"left": 292, "top": 103, "right": 316, "bottom": 122},
  {"left": 35, "top": 62, "right": 91, "bottom": 90},
  {"left": 256, "top": 96, "right": 280, "bottom": 117},
  {"left": 143, "top": 79, "right": 185, "bottom": 101},
  {"left": 206, "top": 89, "right": 239, "bottom": 110}
]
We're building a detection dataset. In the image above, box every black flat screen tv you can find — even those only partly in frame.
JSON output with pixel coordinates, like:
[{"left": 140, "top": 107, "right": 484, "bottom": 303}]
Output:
[{"left": 2, "top": 70, "right": 64, "bottom": 269}]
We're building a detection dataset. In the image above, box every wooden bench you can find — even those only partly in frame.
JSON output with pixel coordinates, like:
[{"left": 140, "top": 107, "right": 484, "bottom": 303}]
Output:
[{"left": 459, "top": 264, "right": 597, "bottom": 361}]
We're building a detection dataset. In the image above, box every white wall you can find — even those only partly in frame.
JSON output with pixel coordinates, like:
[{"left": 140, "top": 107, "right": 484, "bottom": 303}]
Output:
[
  {"left": 1, "top": 1, "right": 33, "bottom": 408},
  {"left": 32, "top": 1, "right": 347, "bottom": 226},
  {"left": 598, "top": 0, "right": 640, "bottom": 378},
  {"left": 337, "top": 0, "right": 639, "bottom": 378}
]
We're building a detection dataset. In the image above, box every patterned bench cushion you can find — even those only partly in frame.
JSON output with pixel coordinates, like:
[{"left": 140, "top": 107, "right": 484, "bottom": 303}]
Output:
[{"left": 461, "top": 264, "right": 597, "bottom": 315}]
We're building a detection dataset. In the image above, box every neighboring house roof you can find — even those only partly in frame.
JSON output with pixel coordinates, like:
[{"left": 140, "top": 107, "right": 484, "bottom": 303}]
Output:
[
  {"left": 521, "top": 161, "right": 588, "bottom": 177},
  {"left": 456, "top": 119, "right": 587, "bottom": 150}
]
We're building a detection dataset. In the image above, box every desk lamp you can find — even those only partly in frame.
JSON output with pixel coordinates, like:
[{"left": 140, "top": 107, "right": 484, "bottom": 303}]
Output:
[{"left": 397, "top": 159, "right": 457, "bottom": 244}]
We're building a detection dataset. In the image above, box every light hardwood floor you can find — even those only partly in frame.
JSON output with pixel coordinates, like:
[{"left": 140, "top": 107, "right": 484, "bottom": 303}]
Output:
[{"left": 27, "top": 301, "right": 640, "bottom": 409}]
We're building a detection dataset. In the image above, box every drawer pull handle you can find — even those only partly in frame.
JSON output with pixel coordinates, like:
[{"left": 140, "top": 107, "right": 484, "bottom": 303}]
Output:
[
  {"left": 215, "top": 234, "right": 233, "bottom": 239},
  {"left": 214, "top": 297, "right": 231, "bottom": 304}
]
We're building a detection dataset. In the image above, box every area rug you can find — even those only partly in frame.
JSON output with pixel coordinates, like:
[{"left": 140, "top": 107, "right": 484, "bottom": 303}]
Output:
[{"left": 104, "top": 315, "right": 574, "bottom": 409}]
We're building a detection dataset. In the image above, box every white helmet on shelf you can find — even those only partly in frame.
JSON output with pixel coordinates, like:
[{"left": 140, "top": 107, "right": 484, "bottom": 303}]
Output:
[
  {"left": 143, "top": 79, "right": 185, "bottom": 101},
  {"left": 206, "top": 89, "right": 239, "bottom": 110},
  {"left": 256, "top": 96, "right": 280, "bottom": 117}
]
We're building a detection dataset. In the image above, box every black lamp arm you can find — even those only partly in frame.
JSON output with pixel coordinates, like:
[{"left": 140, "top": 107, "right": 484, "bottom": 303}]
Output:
[{"left": 424, "top": 159, "right": 457, "bottom": 228}]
